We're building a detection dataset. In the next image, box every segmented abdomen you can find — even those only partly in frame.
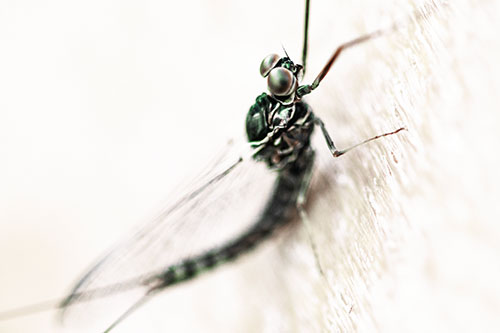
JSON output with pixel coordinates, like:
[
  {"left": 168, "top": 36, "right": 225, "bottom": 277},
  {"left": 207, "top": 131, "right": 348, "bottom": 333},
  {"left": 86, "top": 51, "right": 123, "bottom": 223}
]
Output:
[{"left": 154, "top": 147, "right": 315, "bottom": 289}]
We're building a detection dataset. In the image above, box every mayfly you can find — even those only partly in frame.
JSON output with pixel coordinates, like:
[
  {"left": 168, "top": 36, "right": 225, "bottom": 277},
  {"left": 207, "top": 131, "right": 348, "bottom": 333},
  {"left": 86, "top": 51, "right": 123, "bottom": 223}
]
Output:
[{"left": 1, "top": 0, "right": 406, "bottom": 331}]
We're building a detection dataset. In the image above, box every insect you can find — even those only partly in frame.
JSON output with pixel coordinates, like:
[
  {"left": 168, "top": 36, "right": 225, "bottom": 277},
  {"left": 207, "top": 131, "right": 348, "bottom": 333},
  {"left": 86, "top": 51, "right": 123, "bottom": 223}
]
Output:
[{"left": 0, "top": 0, "right": 407, "bottom": 331}]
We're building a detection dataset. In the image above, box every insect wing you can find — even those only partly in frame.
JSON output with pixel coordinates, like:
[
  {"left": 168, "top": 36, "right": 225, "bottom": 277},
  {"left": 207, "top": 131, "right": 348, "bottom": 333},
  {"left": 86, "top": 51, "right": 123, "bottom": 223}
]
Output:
[{"left": 59, "top": 142, "right": 277, "bottom": 330}]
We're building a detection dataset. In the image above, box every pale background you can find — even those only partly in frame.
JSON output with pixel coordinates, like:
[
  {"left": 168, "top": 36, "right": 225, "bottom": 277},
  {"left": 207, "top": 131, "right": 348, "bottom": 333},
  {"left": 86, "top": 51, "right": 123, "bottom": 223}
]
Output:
[{"left": 1, "top": 0, "right": 499, "bottom": 332}]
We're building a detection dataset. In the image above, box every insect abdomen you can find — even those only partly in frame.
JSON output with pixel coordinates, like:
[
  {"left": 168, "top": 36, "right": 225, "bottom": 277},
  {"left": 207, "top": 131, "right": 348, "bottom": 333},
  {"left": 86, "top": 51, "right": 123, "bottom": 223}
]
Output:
[{"left": 155, "top": 148, "right": 314, "bottom": 289}]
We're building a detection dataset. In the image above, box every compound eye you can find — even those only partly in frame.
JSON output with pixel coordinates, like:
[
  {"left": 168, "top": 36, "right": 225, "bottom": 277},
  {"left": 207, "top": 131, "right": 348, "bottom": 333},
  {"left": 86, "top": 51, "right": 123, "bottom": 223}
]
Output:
[
  {"left": 267, "top": 67, "right": 296, "bottom": 96},
  {"left": 260, "top": 54, "right": 280, "bottom": 77}
]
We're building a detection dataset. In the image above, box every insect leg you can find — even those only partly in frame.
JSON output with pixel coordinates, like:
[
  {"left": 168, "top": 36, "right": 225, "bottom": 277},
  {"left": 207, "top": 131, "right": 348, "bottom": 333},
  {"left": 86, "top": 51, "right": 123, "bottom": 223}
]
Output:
[
  {"left": 297, "top": 25, "right": 396, "bottom": 99},
  {"left": 296, "top": 150, "right": 327, "bottom": 278},
  {"left": 314, "top": 117, "right": 406, "bottom": 157},
  {"left": 309, "top": 28, "right": 389, "bottom": 90}
]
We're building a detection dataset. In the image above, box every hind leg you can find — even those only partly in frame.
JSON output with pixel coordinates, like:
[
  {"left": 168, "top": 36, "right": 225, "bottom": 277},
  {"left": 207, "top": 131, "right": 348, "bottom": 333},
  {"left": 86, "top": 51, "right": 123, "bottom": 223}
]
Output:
[{"left": 295, "top": 150, "right": 328, "bottom": 279}]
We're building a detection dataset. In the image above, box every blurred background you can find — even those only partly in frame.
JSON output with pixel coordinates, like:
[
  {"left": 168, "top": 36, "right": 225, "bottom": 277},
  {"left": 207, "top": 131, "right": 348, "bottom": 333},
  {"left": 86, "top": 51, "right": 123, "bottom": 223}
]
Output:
[{"left": 1, "top": 0, "right": 499, "bottom": 332}]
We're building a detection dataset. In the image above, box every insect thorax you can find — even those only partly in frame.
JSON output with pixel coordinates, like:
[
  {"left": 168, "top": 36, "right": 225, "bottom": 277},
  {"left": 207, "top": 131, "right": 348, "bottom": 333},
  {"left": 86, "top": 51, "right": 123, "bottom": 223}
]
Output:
[{"left": 246, "top": 93, "right": 314, "bottom": 169}]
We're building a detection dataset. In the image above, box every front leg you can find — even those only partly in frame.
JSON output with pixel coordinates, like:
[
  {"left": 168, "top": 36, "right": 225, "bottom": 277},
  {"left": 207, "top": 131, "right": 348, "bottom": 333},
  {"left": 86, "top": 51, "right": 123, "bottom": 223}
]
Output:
[
  {"left": 249, "top": 124, "right": 287, "bottom": 149},
  {"left": 314, "top": 117, "right": 406, "bottom": 158}
]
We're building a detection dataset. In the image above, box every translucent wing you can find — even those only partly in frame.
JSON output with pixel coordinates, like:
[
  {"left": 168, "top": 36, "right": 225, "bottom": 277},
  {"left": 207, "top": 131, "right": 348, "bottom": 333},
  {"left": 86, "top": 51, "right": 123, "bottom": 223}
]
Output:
[{"left": 59, "top": 140, "right": 277, "bottom": 331}]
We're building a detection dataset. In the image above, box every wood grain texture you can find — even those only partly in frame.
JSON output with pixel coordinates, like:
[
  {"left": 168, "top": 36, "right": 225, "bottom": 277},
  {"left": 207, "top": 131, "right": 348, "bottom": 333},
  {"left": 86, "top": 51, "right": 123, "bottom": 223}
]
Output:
[{"left": 298, "top": 0, "right": 500, "bottom": 332}]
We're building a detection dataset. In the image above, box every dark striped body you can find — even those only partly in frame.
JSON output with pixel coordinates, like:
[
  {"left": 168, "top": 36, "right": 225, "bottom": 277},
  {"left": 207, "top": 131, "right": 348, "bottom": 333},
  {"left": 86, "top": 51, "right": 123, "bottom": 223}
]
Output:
[{"left": 153, "top": 95, "right": 316, "bottom": 290}]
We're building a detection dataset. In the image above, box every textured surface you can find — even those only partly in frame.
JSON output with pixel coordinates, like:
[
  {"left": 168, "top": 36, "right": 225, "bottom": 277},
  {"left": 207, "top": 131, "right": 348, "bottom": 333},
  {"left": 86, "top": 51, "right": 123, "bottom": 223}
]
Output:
[
  {"left": 303, "top": 0, "right": 500, "bottom": 331},
  {"left": 1, "top": 0, "right": 499, "bottom": 332}
]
